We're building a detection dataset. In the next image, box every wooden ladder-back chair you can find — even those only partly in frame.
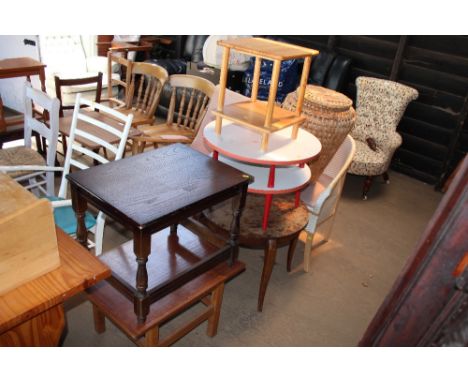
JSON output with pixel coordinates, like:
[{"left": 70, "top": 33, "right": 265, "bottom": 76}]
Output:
[
  {"left": 105, "top": 41, "right": 152, "bottom": 108},
  {"left": 107, "top": 51, "right": 133, "bottom": 108},
  {"left": 133, "top": 74, "right": 215, "bottom": 154},
  {"left": 51, "top": 93, "right": 134, "bottom": 255},
  {"left": 1, "top": 93, "right": 134, "bottom": 255}
]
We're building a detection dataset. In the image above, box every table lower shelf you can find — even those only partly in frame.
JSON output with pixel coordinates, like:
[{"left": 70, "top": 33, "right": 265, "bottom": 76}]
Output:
[
  {"left": 98, "top": 224, "right": 233, "bottom": 307},
  {"left": 87, "top": 260, "right": 245, "bottom": 341},
  {"left": 215, "top": 153, "right": 311, "bottom": 194}
]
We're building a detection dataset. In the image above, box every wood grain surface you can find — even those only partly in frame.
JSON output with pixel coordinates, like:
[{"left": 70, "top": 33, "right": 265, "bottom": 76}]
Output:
[
  {"left": 0, "top": 227, "right": 110, "bottom": 333},
  {"left": 87, "top": 260, "right": 245, "bottom": 339},
  {"left": 67, "top": 143, "right": 250, "bottom": 228}
]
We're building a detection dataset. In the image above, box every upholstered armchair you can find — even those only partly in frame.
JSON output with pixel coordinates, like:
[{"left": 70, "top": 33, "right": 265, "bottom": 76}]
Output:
[
  {"left": 348, "top": 76, "right": 418, "bottom": 200},
  {"left": 39, "top": 35, "right": 120, "bottom": 106}
]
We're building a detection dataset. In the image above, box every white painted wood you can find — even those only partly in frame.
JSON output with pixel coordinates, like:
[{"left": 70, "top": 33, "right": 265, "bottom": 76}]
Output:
[
  {"left": 216, "top": 154, "right": 311, "bottom": 194},
  {"left": 203, "top": 119, "right": 321, "bottom": 165},
  {"left": 301, "top": 135, "right": 356, "bottom": 272},
  {"left": 55, "top": 93, "right": 133, "bottom": 256}
]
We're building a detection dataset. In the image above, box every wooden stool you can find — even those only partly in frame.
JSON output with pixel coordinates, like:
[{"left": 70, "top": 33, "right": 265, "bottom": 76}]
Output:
[
  {"left": 87, "top": 261, "right": 245, "bottom": 347},
  {"left": 202, "top": 194, "right": 309, "bottom": 311}
]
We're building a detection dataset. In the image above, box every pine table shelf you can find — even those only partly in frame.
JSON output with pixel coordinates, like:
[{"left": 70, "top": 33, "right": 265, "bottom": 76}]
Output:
[{"left": 213, "top": 37, "right": 319, "bottom": 151}]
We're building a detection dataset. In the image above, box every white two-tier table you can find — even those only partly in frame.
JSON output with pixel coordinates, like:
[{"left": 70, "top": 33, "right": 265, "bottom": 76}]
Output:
[{"left": 204, "top": 119, "right": 322, "bottom": 230}]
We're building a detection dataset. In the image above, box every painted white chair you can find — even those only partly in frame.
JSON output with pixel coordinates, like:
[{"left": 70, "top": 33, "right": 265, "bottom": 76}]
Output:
[
  {"left": 0, "top": 82, "right": 60, "bottom": 196},
  {"left": 299, "top": 135, "right": 356, "bottom": 272},
  {"left": 2, "top": 93, "right": 134, "bottom": 255},
  {"left": 50, "top": 94, "right": 133, "bottom": 255}
]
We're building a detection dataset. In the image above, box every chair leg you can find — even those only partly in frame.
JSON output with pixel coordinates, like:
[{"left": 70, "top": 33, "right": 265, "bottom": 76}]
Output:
[
  {"left": 382, "top": 171, "right": 390, "bottom": 184},
  {"left": 362, "top": 176, "right": 374, "bottom": 200},
  {"left": 258, "top": 239, "right": 277, "bottom": 312},
  {"left": 286, "top": 234, "right": 299, "bottom": 272},
  {"left": 323, "top": 214, "right": 337, "bottom": 243},
  {"left": 303, "top": 232, "right": 315, "bottom": 273},
  {"left": 94, "top": 213, "right": 106, "bottom": 256},
  {"left": 62, "top": 134, "right": 68, "bottom": 157}
]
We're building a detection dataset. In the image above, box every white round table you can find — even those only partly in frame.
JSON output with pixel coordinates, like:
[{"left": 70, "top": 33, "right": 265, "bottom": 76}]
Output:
[{"left": 204, "top": 120, "right": 322, "bottom": 230}]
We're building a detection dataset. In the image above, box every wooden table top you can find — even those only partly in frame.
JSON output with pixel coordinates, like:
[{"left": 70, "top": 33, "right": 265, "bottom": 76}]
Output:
[
  {"left": 217, "top": 37, "right": 319, "bottom": 61},
  {"left": 59, "top": 109, "right": 138, "bottom": 150},
  {"left": 67, "top": 143, "right": 251, "bottom": 229},
  {"left": 0, "top": 57, "right": 46, "bottom": 73},
  {"left": 0, "top": 227, "right": 110, "bottom": 333}
]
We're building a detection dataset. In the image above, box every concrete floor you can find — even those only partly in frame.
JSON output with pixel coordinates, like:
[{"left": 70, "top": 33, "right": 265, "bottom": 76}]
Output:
[{"left": 62, "top": 169, "right": 442, "bottom": 347}]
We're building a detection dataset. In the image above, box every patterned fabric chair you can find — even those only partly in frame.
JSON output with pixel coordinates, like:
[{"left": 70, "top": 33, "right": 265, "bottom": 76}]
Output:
[{"left": 348, "top": 77, "right": 418, "bottom": 199}]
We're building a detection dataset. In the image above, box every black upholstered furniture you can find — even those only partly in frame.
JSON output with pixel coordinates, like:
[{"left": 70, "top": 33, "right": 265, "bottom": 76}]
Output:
[
  {"left": 147, "top": 36, "right": 209, "bottom": 118},
  {"left": 308, "top": 51, "right": 351, "bottom": 92},
  {"left": 147, "top": 35, "right": 208, "bottom": 75}
]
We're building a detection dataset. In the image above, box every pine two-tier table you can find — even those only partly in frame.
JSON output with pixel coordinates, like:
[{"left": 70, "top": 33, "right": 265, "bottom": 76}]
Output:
[
  {"left": 212, "top": 37, "right": 319, "bottom": 151},
  {"left": 204, "top": 120, "right": 321, "bottom": 230},
  {"left": 67, "top": 144, "right": 250, "bottom": 323}
]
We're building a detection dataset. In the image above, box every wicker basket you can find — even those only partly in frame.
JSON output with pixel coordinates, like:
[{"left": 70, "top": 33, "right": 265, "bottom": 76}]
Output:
[{"left": 283, "top": 85, "right": 355, "bottom": 182}]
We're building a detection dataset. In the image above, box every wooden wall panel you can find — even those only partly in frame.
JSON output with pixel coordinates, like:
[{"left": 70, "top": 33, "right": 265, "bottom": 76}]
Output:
[{"left": 279, "top": 35, "right": 468, "bottom": 186}]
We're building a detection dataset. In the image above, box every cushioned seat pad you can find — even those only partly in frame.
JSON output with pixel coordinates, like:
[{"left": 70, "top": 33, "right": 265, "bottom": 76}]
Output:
[
  {"left": 0, "top": 147, "right": 45, "bottom": 177},
  {"left": 45, "top": 196, "right": 96, "bottom": 234},
  {"left": 204, "top": 194, "right": 309, "bottom": 241}
]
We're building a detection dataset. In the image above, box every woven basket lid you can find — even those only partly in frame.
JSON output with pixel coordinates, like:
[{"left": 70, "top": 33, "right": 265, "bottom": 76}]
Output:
[{"left": 304, "top": 85, "right": 352, "bottom": 111}]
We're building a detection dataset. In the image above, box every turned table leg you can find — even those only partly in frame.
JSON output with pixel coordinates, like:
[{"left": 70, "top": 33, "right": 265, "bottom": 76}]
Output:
[
  {"left": 133, "top": 231, "right": 151, "bottom": 323},
  {"left": 229, "top": 184, "right": 247, "bottom": 265},
  {"left": 71, "top": 187, "right": 89, "bottom": 248}
]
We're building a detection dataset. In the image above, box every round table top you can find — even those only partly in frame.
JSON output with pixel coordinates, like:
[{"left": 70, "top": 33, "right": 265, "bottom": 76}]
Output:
[{"left": 203, "top": 120, "right": 322, "bottom": 165}]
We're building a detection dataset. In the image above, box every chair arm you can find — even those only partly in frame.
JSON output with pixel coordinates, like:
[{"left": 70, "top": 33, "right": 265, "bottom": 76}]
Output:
[
  {"left": 382, "top": 132, "right": 403, "bottom": 152},
  {"left": 86, "top": 56, "right": 118, "bottom": 73}
]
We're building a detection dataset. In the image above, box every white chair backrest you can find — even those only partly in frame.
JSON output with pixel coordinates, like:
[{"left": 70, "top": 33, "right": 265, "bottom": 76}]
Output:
[
  {"left": 23, "top": 82, "right": 60, "bottom": 194},
  {"left": 58, "top": 93, "right": 133, "bottom": 198},
  {"left": 315, "top": 135, "right": 356, "bottom": 214},
  {"left": 323, "top": 135, "right": 356, "bottom": 184}
]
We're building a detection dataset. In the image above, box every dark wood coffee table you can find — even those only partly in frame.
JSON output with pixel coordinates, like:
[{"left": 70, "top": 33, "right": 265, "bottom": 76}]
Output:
[{"left": 67, "top": 144, "right": 250, "bottom": 322}]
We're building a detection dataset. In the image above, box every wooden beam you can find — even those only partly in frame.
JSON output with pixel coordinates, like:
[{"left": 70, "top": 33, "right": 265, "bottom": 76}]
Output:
[
  {"left": 437, "top": 91, "right": 468, "bottom": 189},
  {"left": 390, "top": 35, "right": 408, "bottom": 80}
]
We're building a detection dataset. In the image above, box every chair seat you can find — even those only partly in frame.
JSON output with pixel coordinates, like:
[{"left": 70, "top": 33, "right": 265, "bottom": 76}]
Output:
[
  {"left": 45, "top": 196, "right": 96, "bottom": 235},
  {"left": 347, "top": 140, "right": 387, "bottom": 176},
  {"left": 0, "top": 146, "right": 45, "bottom": 177},
  {"left": 116, "top": 108, "right": 155, "bottom": 126},
  {"left": 139, "top": 123, "right": 194, "bottom": 142}
]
